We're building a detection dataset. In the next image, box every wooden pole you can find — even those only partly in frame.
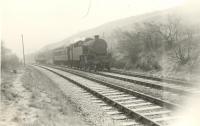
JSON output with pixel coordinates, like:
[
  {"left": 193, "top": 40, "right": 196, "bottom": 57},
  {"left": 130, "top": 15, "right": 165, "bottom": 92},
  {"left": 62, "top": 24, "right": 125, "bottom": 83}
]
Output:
[{"left": 21, "top": 34, "right": 25, "bottom": 66}]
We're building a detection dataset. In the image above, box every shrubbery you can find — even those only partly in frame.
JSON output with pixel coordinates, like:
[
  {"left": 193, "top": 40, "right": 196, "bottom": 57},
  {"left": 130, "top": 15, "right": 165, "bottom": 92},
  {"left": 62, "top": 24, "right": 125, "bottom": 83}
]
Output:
[
  {"left": 113, "top": 16, "right": 200, "bottom": 73},
  {"left": 1, "top": 41, "right": 20, "bottom": 70}
]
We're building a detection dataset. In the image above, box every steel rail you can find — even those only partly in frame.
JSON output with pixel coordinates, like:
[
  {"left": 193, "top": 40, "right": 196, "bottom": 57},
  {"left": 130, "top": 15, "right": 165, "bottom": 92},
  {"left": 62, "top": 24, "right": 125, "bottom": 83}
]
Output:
[
  {"left": 36, "top": 65, "right": 164, "bottom": 126},
  {"left": 55, "top": 65, "right": 194, "bottom": 95},
  {"left": 46, "top": 65, "right": 180, "bottom": 110},
  {"left": 110, "top": 69, "right": 195, "bottom": 87}
]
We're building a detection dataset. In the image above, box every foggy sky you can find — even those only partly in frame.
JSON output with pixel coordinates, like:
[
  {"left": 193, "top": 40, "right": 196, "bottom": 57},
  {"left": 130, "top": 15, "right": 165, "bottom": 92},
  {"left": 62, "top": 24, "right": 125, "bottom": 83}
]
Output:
[{"left": 2, "top": 0, "right": 187, "bottom": 57}]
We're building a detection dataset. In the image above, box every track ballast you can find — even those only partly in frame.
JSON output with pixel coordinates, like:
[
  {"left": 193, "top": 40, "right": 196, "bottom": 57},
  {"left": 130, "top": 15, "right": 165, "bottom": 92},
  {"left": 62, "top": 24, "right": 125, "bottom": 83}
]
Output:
[{"left": 36, "top": 65, "right": 182, "bottom": 126}]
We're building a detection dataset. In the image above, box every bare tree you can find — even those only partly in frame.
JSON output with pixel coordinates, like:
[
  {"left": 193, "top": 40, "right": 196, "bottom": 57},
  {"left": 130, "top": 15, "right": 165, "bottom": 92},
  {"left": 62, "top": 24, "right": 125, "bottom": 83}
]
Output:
[
  {"left": 159, "top": 15, "right": 181, "bottom": 48},
  {"left": 114, "top": 22, "right": 163, "bottom": 70},
  {"left": 113, "top": 15, "right": 199, "bottom": 72},
  {"left": 173, "top": 27, "right": 197, "bottom": 65},
  {"left": 159, "top": 16, "right": 199, "bottom": 66}
]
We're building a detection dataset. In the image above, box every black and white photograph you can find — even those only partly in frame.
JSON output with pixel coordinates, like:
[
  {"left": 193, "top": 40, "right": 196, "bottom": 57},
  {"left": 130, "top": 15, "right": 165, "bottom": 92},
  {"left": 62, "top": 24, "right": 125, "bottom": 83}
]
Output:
[{"left": 1, "top": 0, "right": 200, "bottom": 126}]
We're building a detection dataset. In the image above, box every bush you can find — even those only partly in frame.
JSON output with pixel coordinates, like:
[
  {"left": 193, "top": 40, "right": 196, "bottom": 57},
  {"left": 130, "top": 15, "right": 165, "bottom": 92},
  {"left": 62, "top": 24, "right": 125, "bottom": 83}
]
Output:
[
  {"left": 1, "top": 41, "right": 20, "bottom": 70},
  {"left": 136, "top": 52, "right": 162, "bottom": 71},
  {"left": 112, "top": 16, "right": 200, "bottom": 73}
]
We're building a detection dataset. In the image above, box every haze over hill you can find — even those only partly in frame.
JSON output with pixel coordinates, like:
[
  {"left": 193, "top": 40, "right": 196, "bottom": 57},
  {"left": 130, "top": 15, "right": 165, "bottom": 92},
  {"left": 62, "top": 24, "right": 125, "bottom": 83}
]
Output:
[
  {"left": 25, "top": 1, "right": 200, "bottom": 64},
  {"left": 41, "top": 10, "right": 170, "bottom": 51},
  {"left": 40, "top": 3, "right": 200, "bottom": 53}
]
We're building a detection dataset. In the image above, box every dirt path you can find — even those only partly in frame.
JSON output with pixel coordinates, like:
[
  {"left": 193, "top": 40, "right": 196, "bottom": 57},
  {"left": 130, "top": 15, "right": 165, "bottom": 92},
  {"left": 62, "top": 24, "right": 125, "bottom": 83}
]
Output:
[
  {"left": 1, "top": 69, "right": 35, "bottom": 125},
  {"left": 0, "top": 67, "right": 92, "bottom": 126}
]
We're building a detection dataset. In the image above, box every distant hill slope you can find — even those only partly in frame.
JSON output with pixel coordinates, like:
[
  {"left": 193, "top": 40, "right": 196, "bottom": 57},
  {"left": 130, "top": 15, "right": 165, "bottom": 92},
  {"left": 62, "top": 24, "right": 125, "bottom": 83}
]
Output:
[
  {"left": 39, "top": 4, "right": 200, "bottom": 53},
  {"left": 41, "top": 10, "right": 169, "bottom": 51}
]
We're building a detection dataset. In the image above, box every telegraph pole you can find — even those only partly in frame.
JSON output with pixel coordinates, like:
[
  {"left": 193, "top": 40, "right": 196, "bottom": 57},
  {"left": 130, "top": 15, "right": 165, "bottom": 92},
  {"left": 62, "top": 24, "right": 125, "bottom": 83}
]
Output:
[{"left": 21, "top": 34, "right": 25, "bottom": 66}]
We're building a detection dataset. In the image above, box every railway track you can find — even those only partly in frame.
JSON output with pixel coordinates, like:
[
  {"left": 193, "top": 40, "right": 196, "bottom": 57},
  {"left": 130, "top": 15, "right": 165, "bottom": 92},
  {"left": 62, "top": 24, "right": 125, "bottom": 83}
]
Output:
[
  {"left": 110, "top": 69, "right": 196, "bottom": 87},
  {"left": 68, "top": 65, "right": 199, "bottom": 95},
  {"left": 96, "top": 71, "right": 200, "bottom": 95},
  {"left": 52, "top": 65, "right": 199, "bottom": 97},
  {"left": 36, "top": 65, "right": 182, "bottom": 126}
]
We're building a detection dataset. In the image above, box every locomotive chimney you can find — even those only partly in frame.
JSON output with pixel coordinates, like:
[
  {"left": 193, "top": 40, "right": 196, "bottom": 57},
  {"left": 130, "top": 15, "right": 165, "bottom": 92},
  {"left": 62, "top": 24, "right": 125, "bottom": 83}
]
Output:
[{"left": 94, "top": 35, "right": 99, "bottom": 40}]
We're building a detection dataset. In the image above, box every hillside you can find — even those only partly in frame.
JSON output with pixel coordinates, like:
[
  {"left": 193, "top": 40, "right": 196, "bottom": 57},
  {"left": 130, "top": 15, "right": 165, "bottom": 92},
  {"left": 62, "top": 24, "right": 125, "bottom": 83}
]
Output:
[
  {"left": 28, "top": 4, "right": 200, "bottom": 65},
  {"left": 42, "top": 7, "right": 199, "bottom": 52},
  {"left": 41, "top": 10, "right": 169, "bottom": 51}
]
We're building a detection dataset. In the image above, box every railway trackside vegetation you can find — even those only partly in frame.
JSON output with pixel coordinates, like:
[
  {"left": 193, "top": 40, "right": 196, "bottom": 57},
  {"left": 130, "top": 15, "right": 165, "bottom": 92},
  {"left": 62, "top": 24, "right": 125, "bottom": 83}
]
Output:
[
  {"left": 1, "top": 41, "right": 20, "bottom": 71},
  {"left": 113, "top": 15, "right": 200, "bottom": 75}
]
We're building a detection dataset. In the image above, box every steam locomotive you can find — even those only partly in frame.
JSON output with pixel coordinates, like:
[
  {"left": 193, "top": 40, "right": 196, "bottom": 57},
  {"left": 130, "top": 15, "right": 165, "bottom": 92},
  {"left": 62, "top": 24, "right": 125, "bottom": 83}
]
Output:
[{"left": 36, "top": 35, "right": 111, "bottom": 71}]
